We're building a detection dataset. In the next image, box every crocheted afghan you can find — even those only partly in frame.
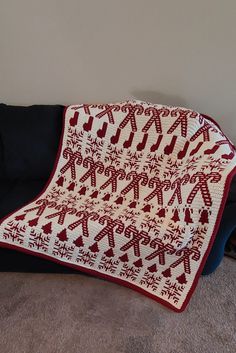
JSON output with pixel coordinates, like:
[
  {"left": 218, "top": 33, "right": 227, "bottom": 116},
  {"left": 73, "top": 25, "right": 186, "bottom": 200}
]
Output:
[{"left": 0, "top": 100, "right": 235, "bottom": 312}]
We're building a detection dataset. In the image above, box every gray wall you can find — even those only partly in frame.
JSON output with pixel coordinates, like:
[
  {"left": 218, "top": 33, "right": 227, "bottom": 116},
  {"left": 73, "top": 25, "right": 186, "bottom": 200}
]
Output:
[{"left": 0, "top": 0, "right": 235, "bottom": 142}]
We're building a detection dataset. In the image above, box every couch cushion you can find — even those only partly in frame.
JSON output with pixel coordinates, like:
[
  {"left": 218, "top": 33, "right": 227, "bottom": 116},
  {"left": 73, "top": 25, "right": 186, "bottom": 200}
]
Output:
[
  {"left": 0, "top": 104, "right": 63, "bottom": 180},
  {"left": 228, "top": 175, "right": 236, "bottom": 203}
]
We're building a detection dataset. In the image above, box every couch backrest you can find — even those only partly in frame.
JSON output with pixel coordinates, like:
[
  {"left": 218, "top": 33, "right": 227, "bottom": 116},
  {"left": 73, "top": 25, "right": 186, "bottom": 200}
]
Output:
[{"left": 0, "top": 104, "right": 63, "bottom": 180}]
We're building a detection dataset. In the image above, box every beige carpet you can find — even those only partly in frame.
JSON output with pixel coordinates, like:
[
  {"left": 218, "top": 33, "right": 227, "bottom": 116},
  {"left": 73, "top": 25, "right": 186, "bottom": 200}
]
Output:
[{"left": 0, "top": 257, "right": 235, "bottom": 353}]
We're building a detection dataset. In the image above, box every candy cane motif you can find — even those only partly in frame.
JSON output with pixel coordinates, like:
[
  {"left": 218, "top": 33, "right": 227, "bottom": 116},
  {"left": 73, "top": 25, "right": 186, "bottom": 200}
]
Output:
[
  {"left": 71, "top": 104, "right": 97, "bottom": 115},
  {"left": 145, "top": 239, "right": 175, "bottom": 264},
  {"left": 168, "top": 174, "right": 190, "bottom": 206},
  {"left": 24, "top": 199, "right": 56, "bottom": 216},
  {"left": 119, "top": 103, "right": 144, "bottom": 131},
  {"left": 46, "top": 205, "right": 77, "bottom": 225},
  {"left": 95, "top": 104, "right": 121, "bottom": 124},
  {"left": 121, "top": 171, "right": 148, "bottom": 200},
  {"left": 79, "top": 157, "right": 104, "bottom": 187},
  {"left": 144, "top": 178, "right": 171, "bottom": 205},
  {"left": 170, "top": 247, "right": 200, "bottom": 274},
  {"left": 187, "top": 172, "right": 221, "bottom": 206},
  {"left": 167, "top": 109, "right": 198, "bottom": 137},
  {"left": 94, "top": 216, "right": 124, "bottom": 248},
  {"left": 190, "top": 121, "right": 216, "bottom": 142},
  {"left": 68, "top": 210, "right": 99, "bottom": 236},
  {"left": 142, "top": 107, "right": 170, "bottom": 134},
  {"left": 100, "top": 166, "right": 126, "bottom": 192},
  {"left": 120, "top": 225, "right": 150, "bottom": 257},
  {"left": 60, "top": 147, "right": 82, "bottom": 180}
]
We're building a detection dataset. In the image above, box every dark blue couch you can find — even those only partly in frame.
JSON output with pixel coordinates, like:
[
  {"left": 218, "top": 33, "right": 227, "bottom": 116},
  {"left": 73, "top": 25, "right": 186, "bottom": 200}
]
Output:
[{"left": 0, "top": 103, "right": 235, "bottom": 274}]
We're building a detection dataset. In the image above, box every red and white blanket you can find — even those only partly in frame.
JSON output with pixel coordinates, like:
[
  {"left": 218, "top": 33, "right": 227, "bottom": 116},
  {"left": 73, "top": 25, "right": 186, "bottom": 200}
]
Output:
[{"left": 0, "top": 100, "right": 235, "bottom": 311}]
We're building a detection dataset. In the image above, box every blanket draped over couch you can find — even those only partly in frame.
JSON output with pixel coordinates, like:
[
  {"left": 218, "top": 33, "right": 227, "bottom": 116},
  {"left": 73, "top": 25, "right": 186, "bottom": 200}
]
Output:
[{"left": 0, "top": 100, "right": 235, "bottom": 311}]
